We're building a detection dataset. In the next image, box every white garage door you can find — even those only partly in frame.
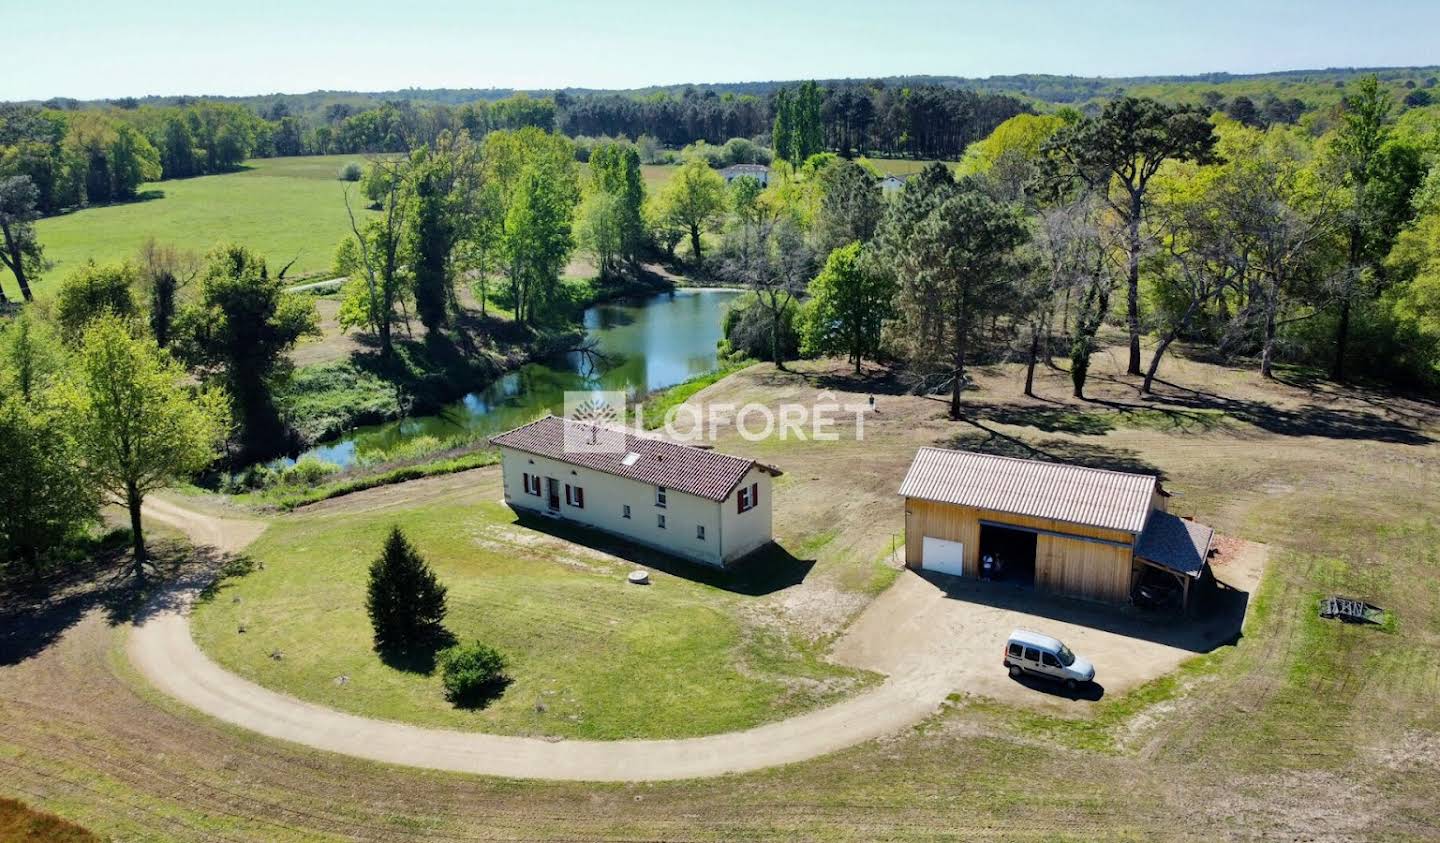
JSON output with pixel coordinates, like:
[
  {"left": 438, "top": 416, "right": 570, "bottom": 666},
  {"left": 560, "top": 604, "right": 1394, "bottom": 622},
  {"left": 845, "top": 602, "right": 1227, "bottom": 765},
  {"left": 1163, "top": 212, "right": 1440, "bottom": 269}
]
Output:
[{"left": 921, "top": 536, "right": 966, "bottom": 577}]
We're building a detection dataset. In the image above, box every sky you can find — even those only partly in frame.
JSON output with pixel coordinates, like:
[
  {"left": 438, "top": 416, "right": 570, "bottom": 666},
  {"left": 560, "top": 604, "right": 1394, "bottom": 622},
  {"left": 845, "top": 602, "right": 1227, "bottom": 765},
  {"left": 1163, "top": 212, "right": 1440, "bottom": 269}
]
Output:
[{"left": 4, "top": 0, "right": 1439, "bottom": 101}]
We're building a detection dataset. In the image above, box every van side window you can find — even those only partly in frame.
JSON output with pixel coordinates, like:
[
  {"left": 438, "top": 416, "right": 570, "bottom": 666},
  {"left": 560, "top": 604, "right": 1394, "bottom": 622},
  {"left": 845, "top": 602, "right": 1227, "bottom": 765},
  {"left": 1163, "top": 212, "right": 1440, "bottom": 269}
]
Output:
[
  {"left": 1023, "top": 647, "right": 1040, "bottom": 662},
  {"left": 1041, "top": 652, "right": 1060, "bottom": 667},
  {"left": 1007, "top": 643, "right": 1023, "bottom": 658}
]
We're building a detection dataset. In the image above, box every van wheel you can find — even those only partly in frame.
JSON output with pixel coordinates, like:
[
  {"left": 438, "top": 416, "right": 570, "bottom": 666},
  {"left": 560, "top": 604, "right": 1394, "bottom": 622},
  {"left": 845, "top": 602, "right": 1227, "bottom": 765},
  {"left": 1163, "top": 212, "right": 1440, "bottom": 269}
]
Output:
[
  {"left": 1008, "top": 665, "right": 1022, "bottom": 679},
  {"left": 1064, "top": 678, "right": 1078, "bottom": 692}
]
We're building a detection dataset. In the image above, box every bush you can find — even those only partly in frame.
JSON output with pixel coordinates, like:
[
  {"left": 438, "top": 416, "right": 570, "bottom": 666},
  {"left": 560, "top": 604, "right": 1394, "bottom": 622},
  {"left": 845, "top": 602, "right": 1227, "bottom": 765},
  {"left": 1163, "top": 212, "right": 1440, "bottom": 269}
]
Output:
[
  {"left": 365, "top": 526, "right": 448, "bottom": 652},
  {"left": 338, "top": 162, "right": 363, "bottom": 181},
  {"left": 438, "top": 641, "right": 509, "bottom": 707},
  {"left": 280, "top": 456, "right": 341, "bottom": 487}
]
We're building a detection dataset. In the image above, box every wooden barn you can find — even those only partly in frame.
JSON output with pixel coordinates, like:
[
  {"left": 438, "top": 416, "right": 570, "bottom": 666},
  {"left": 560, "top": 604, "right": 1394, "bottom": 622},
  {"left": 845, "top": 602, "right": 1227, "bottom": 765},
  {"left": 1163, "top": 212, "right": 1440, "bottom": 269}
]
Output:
[{"left": 898, "top": 448, "right": 1214, "bottom": 607}]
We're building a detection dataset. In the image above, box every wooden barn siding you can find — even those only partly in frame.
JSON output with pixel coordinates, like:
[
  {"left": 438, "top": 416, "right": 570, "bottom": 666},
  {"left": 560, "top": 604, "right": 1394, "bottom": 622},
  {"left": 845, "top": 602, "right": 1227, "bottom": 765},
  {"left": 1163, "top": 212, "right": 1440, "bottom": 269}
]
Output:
[{"left": 904, "top": 497, "right": 1136, "bottom": 603}]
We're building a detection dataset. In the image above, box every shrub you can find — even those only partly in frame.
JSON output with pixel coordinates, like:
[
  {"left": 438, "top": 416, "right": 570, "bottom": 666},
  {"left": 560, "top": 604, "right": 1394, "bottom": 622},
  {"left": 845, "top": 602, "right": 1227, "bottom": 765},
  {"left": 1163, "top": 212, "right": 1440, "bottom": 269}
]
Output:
[
  {"left": 438, "top": 641, "right": 508, "bottom": 707},
  {"left": 365, "top": 526, "right": 448, "bottom": 652},
  {"left": 279, "top": 456, "right": 340, "bottom": 487},
  {"left": 338, "top": 162, "right": 363, "bottom": 181}
]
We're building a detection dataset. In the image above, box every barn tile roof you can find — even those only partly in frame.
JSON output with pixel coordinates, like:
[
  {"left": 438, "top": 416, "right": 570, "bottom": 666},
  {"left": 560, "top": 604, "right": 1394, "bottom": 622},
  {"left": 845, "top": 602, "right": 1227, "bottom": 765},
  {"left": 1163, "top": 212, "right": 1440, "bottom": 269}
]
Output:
[
  {"left": 490, "top": 415, "right": 777, "bottom": 502},
  {"left": 898, "top": 447, "right": 1157, "bottom": 534},
  {"left": 1135, "top": 511, "right": 1214, "bottom": 578}
]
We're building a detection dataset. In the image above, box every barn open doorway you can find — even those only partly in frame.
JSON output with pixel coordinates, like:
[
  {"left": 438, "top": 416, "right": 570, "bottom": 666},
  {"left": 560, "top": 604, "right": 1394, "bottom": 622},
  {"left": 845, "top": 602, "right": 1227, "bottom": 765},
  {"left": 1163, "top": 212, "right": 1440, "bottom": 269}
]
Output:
[{"left": 979, "top": 523, "right": 1037, "bottom": 585}]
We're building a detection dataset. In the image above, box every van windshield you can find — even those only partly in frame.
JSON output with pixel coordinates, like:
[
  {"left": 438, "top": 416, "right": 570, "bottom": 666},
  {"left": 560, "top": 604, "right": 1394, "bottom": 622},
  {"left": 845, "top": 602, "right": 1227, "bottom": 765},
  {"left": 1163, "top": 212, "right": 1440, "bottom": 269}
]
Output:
[{"left": 1057, "top": 645, "right": 1076, "bottom": 667}]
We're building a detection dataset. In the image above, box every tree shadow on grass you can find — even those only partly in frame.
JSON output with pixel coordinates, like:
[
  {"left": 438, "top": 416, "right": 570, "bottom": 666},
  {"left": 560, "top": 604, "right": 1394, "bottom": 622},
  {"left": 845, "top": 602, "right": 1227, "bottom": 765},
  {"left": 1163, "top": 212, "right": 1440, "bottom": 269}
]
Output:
[
  {"left": 798, "top": 363, "right": 913, "bottom": 397},
  {"left": 375, "top": 627, "right": 458, "bottom": 676},
  {"left": 0, "top": 538, "right": 230, "bottom": 665},
  {"left": 943, "top": 419, "right": 1167, "bottom": 479},
  {"left": 1149, "top": 378, "right": 1433, "bottom": 445},
  {"left": 512, "top": 511, "right": 814, "bottom": 596},
  {"left": 966, "top": 402, "right": 1117, "bottom": 436}
]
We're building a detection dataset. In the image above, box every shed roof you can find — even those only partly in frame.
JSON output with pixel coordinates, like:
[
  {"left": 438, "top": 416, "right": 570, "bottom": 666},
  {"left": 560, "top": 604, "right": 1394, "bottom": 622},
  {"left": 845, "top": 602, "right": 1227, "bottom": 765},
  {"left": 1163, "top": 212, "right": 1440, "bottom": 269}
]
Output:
[
  {"left": 1135, "top": 511, "right": 1214, "bottom": 578},
  {"left": 490, "top": 415, "right": 777, "bottom": 502},
  {"left": 898, "top": 447, "right": 1157, "bottom": 534}
]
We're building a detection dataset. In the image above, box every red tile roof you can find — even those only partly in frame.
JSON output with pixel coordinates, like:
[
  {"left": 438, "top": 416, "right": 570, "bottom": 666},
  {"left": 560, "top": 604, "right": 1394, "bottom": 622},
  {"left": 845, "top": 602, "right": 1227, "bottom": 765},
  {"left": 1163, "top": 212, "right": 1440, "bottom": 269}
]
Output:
[
  {"left": 490, "top": 415, "right": 777, "bottom": 502},
  {"left": 898, "top": 447, "right": 1156, "bottom": 534}
]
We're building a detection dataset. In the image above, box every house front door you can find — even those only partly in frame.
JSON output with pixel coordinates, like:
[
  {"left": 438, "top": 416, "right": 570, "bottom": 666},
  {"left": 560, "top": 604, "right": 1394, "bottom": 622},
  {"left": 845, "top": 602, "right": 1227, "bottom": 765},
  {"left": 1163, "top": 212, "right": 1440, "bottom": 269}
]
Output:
[{"left": 546, "top": 478, "right": 560, "bottom": 512}]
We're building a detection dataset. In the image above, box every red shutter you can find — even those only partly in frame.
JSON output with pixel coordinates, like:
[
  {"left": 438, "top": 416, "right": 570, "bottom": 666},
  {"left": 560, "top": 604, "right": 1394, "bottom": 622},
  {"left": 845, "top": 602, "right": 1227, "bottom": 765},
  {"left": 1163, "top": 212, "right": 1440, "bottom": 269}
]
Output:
[
  {"left": 751, "top": 483, "right": 759, "bottom": 508},
  {"left": 523, "top": 472, "right": 531, "bottom": 495},
  {"left": 576, "top": 487, "right": 584, "bottom": 508},
  {"left": 737, "top": 491, "right": 744, "bottom": 513}
]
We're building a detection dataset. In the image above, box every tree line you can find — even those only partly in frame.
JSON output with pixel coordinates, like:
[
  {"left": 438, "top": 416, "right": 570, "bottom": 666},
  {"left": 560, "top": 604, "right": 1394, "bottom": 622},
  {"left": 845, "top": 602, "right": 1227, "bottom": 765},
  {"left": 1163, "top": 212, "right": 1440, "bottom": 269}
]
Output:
[{"left": 710, "top": 76, "right": 1440, "bottom": 404}]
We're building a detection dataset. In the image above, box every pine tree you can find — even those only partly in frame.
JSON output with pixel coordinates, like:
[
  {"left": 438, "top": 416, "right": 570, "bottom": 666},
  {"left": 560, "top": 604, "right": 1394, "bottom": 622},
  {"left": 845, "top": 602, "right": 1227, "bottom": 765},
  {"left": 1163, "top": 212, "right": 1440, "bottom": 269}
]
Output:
[{"left": 366, "top": 526, "right": 449, "bottom": 652}]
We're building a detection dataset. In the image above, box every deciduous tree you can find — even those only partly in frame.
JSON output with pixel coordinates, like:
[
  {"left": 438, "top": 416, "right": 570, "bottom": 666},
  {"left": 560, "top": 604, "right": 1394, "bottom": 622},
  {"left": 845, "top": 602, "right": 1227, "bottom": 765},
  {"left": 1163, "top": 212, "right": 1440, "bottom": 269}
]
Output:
[
  {"left": 659, "top": 156, "right": 726, "bottom": 265},
  {"left": 54, "top": 261, "right": 140, "bottom": 343},
  {"left": 173, "top": 245, "right": 318, "bottom": 454},
  {"left": 0, "top": 175, "right": 47, "bottom": 302},
  {"left": 801, "top": 242, "right": 892, "bottom": 373},
  {"left": 57, "top": 316, "right": 229, "bottom": 579}
]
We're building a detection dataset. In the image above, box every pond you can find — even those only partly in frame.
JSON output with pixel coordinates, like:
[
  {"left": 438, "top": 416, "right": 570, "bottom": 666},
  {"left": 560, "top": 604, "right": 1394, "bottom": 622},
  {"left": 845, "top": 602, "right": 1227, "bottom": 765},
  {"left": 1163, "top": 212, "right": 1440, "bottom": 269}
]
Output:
[{"left": 286, "top": 288, "right": 742, "bottom": 468}]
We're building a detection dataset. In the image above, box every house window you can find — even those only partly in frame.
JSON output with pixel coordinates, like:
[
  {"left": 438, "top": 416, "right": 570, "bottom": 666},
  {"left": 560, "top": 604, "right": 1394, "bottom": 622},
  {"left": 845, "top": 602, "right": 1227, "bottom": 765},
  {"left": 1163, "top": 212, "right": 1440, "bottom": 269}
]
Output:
[
  {"left": 696, "top": 525, "right": 705, "bottom": 541},
  {"left": 657, "top": 514, "right": 667, "bottom": 529},
  {"left": 522, "top": 472, "right": 541, "bottom": 496},
  {"left": 623, "top": 504, "right": 631, "bottom": 519},
  {"left": 565, "top": 484, "right": 585, "bottom": 509},
  {"left": 737, "top": 482, "right": 759, "bottom": 513},
  {"left": 655, "top": 486, "right": 667, "bottom": 508}
]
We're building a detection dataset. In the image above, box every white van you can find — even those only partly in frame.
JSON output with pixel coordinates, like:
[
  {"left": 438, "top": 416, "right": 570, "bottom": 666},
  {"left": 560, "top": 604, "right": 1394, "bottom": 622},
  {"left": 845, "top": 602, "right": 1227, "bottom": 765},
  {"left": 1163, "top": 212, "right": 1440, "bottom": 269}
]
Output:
[{"left": 1003, "top": 629, "right": 1096, "bottom": 690}]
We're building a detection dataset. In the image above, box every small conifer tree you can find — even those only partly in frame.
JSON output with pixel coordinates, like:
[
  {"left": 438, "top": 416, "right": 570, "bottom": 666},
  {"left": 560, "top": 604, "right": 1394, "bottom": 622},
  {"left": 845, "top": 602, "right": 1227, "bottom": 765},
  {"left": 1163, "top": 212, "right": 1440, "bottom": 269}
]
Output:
[{"left": 365, "top": 526, "right": 448, "bottom": 651}]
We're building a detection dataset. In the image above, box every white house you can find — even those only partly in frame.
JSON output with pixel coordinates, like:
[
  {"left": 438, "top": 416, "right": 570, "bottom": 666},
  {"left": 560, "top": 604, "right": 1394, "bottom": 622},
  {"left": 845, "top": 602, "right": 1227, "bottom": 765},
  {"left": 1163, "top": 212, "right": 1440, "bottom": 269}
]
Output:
[
  {"left": 490, "top": 415, "right": 781, "bottom": 567},
  {"left": 880, "top": 174, "right": 908, "bottom": 193},
  {"left": 719, "top": 163, "right": 771, "bottom": 187}
]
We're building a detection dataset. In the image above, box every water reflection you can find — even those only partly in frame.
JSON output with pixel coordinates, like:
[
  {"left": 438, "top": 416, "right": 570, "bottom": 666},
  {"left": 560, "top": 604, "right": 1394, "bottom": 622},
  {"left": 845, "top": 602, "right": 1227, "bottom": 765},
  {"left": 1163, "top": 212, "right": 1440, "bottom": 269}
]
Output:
[{"left": 283, "top": 288, "right": 741, "bottom": 467}]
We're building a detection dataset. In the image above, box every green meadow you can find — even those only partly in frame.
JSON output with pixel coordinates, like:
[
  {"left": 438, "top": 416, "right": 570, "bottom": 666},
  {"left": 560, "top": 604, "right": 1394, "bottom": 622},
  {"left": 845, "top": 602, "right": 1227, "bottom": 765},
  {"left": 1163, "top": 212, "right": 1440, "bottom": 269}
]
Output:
[{"left": 27, "top": 155, "right": 379, "bottom": 296}]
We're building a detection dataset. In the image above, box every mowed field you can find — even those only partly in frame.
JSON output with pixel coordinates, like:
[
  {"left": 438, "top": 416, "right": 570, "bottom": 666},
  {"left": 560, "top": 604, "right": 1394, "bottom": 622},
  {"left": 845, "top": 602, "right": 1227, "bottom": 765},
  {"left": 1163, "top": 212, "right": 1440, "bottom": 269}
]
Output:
[
  {"left": 28, "top": 155, "right": 379, "bottom": 295},
  {"left": 3, "top": 342, "right": 1439, "bottom": 839}
]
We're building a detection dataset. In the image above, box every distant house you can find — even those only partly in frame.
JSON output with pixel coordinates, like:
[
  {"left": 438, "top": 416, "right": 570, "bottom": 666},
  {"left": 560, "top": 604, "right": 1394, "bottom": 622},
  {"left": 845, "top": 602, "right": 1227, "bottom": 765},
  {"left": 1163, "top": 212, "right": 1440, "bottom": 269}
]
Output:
[
  {"left": 719, "top": 164, "right": 770, "bottom": 187},
  {"left": 879, "top": 174, "right": 908, "bottom": 193},
  {"left": 899, "top": 447, "right": 1214, "bottom": 608},
  {"left": 490, "top": 415, "right": 782, "bottom": 567}
]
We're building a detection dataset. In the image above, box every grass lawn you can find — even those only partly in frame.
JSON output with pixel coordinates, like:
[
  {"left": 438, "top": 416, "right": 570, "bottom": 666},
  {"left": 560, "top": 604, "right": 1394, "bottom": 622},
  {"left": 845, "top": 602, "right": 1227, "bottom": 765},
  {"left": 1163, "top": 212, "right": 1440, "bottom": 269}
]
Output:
[
  {"left": 190, "top": 471, "right": 870, "bottom": 740},
  {"left": 26, "top": 155, "right": 378, "bottom": 297}
]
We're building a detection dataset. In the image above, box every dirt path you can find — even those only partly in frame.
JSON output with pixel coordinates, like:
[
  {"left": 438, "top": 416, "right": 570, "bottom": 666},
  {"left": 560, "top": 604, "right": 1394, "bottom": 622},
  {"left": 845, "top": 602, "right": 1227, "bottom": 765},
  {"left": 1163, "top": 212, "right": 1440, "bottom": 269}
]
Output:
[
  {"left": 141, "top": 495, "right": 268, "bottom": 554},
  {"left": 128, "top": 494, "right": 956, "bottom": 781}
]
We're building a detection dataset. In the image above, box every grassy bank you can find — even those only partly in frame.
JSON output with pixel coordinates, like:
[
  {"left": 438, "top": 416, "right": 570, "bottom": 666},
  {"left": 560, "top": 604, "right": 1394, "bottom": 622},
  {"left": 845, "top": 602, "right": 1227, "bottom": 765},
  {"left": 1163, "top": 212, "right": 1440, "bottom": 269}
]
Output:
[{"left": 257, "top": 360, "right": 753, "bottom": 509}]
